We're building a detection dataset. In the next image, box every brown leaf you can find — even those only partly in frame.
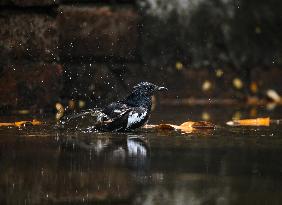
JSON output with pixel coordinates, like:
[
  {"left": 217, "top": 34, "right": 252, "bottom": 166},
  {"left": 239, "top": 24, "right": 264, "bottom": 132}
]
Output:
[
  {"left": 190, "top": 121, "right": 216, "bottom": 129},
  {"left": 0, "top": 119, "right": 42, "bottom": 127},
  {"left": 154, "top": 124, "right": 177, "bottom": 131},
  {"left": 146, "top": 120, "right": 215, "bottom": 134}
]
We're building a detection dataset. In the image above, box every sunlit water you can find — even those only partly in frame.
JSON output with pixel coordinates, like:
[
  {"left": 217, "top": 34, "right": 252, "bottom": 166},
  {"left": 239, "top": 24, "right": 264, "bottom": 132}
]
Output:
[{"left": 0, "top": 106, "right": 282, "bottom": 205}]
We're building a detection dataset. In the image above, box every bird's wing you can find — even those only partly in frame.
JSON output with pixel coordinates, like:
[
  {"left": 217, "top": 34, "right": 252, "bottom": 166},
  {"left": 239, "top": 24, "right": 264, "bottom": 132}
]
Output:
[
  {"left": 102, "top": 102, "right": 130, "bottom": 119},
  {"left": 97, "top": 102, "right": 132, "bottom": 131},
  {"left": 100, "top": 106, "right": 148, "bottom": 131},
  {"left": 125, "top": 107, "right": 148, "bottom": 129}
]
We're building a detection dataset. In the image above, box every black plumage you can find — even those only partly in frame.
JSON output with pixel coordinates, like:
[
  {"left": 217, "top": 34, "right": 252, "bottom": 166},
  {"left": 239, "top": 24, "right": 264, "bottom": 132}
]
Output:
[{"left": 61, "top": 82, "right": 167, "bottom": 131}]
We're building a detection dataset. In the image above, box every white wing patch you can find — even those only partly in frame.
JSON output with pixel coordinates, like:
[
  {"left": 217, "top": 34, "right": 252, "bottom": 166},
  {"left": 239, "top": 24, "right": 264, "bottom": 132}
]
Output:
[
  {"left": 114, "top": 109, "right": 122, "bottom": 113},
  {"left": 126, "top": 111, "right": 147, "bottom": 128}
]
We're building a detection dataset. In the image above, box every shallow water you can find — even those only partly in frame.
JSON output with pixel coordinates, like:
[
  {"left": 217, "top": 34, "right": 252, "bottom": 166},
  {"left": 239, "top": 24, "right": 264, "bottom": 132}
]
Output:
[{"left": 0, "top": 106, "right": 282, "bottom": 205}]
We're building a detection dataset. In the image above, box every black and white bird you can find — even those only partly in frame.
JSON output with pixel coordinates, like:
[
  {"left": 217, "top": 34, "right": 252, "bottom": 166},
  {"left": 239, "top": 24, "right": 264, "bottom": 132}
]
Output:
[{"left": 61, "top": 82, "right": 167, "bottom": 132}]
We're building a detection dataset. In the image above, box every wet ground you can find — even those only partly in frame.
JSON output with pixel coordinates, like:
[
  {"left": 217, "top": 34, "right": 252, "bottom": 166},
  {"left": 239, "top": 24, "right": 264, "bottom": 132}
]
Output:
[{"left": 0, "top": 105, "right": 282, "bottom": 205}]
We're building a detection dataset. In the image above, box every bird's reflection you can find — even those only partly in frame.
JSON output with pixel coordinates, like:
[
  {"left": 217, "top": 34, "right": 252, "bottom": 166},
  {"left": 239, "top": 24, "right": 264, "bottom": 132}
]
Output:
[
  {"left": 49, "top": 133, "right": 151, "bottom": 203},
  {"left": 127, "top": 136, "right": 149, "bottom": 170},
  {"left": 59, "top": 133, "right": 150, "bottom": 171}
]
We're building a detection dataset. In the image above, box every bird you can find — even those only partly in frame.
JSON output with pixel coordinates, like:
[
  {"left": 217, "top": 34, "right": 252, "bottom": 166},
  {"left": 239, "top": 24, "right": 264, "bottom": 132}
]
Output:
[{"left": 60, "top": 82, "right": 167, "bottom": 132}]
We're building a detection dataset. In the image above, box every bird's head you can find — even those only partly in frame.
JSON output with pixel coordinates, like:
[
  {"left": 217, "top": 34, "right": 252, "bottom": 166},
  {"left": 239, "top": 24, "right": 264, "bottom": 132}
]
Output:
[
  {"left": 124, "top": 82, "right": 167, "bottom": 108},
  {"left": 132, "top": 82, "right": 168, "bottom": 96}
]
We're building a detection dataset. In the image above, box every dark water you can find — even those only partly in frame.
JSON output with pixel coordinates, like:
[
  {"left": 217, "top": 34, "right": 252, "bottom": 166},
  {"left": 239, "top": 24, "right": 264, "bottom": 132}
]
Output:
[{"left": 0, "top": 106, "right": 282, "bottom": 205}]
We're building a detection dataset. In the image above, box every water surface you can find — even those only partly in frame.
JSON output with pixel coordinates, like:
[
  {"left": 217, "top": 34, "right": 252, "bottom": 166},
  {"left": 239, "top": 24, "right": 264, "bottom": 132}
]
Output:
[{"left": 0, "top": 106, "right": 282, "bottom": 205}]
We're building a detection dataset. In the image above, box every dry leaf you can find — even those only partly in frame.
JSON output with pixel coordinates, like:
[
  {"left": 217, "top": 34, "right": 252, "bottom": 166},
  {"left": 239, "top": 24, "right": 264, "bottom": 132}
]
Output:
[
  {"left": 146, "top": 121, "right": 215, "bottom": 134},
  {"left": 0, "top": 119, "right": 42, "bottom": 127},
  {"left": 154, "top": 124, "right": 176, "bottom": 131},
  {"left": 226, "top": 117, "right": 270, "bottom": 126},
  {"left": 190, "top": 121, "right": 216, "bottom": 129}
]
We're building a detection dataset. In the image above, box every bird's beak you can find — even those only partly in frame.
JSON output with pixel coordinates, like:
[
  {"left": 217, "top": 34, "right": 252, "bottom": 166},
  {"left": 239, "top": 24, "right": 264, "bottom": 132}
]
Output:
[{"left": 157, "top": 86, "right": 168, "bottom": 91}]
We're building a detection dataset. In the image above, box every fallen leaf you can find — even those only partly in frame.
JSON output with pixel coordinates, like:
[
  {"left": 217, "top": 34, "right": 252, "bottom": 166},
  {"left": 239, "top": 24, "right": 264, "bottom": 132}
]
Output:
[
  {"left": 0, "top": 119, "right": 42, "bottom": 127},
  {"left": 154, "top": 124, "right": 176, "bottom": 131},
  {"left": 0, "top": 122, "right": 14, "bottom": 127},
  {"left": 189, "top": 121, "right": 215, "bottom": 129},
  {"left": 226, "top": 117, "right": 270, "bottom": 126},
  {"left": 146, "top": 121, "right": 215, "bottom": 134}
]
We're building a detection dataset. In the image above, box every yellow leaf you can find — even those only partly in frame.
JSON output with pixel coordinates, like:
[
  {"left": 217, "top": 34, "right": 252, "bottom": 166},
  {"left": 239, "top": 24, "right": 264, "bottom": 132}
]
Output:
[
  {"left": 0, "top": 119, "right": 42, "bottom": 127},
  {"left": 226, "top": 117, "right": 270, "bottom": 126}
]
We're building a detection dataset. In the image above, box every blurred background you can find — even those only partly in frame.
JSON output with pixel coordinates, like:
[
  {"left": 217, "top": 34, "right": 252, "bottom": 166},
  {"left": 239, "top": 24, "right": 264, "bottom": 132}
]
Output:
[
  {"left": 0, "top": 0, "right": 282, "bottom": 113},
  {"left": 1, "top": 2, "right": 282, "bottom": 204}
]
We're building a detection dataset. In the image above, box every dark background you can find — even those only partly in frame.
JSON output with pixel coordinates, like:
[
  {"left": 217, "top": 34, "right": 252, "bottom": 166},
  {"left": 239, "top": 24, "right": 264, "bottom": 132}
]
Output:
[{"left": 0, "top": 0, "right": 281, "bottom": 112}]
